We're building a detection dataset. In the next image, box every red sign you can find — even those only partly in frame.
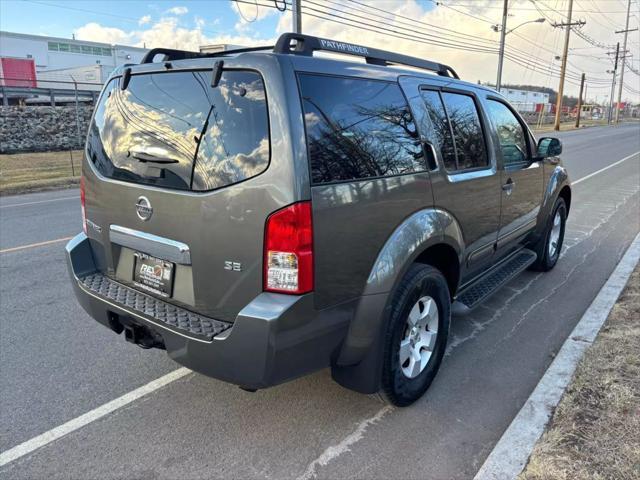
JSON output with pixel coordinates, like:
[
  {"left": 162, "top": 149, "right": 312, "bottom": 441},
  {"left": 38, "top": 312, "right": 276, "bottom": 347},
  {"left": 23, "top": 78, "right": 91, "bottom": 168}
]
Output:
[{"left": 0, "top": 58, "right": 37, "bottom": 87}]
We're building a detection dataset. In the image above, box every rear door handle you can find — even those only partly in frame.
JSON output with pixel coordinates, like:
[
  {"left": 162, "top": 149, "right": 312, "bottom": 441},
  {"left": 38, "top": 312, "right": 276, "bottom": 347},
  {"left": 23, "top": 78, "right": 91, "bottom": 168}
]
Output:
[{"left": 502, "top": 178, "right": 515, "bottom": 195}]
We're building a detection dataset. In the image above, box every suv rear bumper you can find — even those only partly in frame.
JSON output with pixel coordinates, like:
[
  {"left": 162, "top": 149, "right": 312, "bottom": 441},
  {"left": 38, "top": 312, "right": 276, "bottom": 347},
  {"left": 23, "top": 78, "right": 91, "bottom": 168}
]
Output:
[{"left": 66, "top": 233, "right": 351, "bottom": 389}]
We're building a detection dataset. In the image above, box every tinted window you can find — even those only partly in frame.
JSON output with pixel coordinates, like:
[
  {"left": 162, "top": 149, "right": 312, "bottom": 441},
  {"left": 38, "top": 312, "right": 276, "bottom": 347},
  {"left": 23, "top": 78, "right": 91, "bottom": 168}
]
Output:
[
  {"left": 87, "top": 70, "right": 269, "bottom": 191},
  {"left": 441, "top": 92, "right": 488, "bottom": 171},
  {"left": 486, "top": 100, "right": 528, "bottom": 166},
  {"left": 299, "top": 74, "right": 424, "bottom": 184},
  {"left": 419, "top": 90, "right": 457, "bottom": 171}
]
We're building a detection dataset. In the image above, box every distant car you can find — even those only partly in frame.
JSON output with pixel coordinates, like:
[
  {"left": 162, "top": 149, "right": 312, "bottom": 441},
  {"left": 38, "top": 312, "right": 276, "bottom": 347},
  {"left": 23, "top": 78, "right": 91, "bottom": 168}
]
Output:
[
  {"left": 592, "top": 113, "right": 602, "bottom": 120},
  {"left": 66, "top": 33, "right": 572, "bottom": 406}
]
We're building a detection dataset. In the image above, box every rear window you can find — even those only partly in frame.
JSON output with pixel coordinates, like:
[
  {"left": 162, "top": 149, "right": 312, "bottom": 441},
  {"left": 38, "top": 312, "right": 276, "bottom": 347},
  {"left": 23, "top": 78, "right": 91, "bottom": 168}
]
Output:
[
  {"left": 298, "top": 74, "right": 424, "bottom": 184},
  {"left": 87, "top": 69, "right": 269, "bottom": 191}
]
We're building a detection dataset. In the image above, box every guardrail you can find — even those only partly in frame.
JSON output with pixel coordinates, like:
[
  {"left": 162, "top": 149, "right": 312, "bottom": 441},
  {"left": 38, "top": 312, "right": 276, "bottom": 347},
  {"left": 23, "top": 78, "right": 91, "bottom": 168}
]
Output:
[{"left": 0, "top": 76, "right": 103, "bottom": 106}]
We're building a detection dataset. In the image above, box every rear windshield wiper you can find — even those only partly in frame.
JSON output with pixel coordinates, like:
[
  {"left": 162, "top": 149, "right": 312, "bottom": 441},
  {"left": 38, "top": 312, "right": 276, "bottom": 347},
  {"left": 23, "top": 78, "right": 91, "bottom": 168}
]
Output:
[{"left": 129, "top": 149, "right": 179, "bottom": 164}]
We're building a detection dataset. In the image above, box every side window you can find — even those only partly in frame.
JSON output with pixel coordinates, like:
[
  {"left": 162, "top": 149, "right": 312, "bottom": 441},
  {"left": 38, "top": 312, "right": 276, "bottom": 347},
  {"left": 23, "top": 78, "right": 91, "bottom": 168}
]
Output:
[
  {"left": 419, "top": 90, "right": 457, "bottom": 171},
  {"left": 299, "top": 74, "right": 424, "bottom": 184},
  {"left": 486, "top": 100, "right": 528, "bottom": 167},
  {"left": 441, "top": 92, "right": 489, "bottom": 171}
]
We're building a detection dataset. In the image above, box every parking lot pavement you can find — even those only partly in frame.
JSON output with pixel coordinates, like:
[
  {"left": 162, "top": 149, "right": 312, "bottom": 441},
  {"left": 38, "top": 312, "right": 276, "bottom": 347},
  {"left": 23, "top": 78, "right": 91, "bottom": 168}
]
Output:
[
  {"left": 0, "top": 124, "right": 638, "bottom": 479},
  {"left": 0, "top": 189, "right": 79, "bottom": 251}
]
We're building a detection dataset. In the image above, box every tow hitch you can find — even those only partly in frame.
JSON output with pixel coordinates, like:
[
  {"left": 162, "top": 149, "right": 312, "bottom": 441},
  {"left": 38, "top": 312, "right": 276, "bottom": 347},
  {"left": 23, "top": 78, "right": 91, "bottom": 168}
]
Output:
[
  {"left": 123, "top": 324, "right": 164, "bottom": 349},
  {"left": 109, "top": 311, "right": 165, "bottom": 349}
]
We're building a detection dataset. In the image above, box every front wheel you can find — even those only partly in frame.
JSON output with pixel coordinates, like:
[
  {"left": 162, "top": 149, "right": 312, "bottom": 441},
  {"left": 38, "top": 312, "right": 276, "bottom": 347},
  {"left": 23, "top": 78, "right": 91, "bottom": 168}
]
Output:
[
  {"left": 381, "top": 264, "right": 450, "bottom": 407},
  {"left": 531, "top": 197, "right": 567, "bottom": 272}
]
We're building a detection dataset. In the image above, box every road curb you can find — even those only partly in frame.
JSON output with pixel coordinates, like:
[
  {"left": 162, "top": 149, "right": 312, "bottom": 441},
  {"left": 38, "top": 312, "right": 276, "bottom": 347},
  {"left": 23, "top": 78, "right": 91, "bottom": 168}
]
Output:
[{"left": 474, "top": 231, "right": 640, "bottom": 480}]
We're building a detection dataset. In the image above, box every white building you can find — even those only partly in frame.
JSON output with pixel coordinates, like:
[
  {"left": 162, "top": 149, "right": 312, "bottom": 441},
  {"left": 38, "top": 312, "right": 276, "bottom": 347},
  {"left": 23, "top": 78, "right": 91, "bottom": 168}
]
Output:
[
  {"left": 500, "top": 88, "right": 550, "bottom": 112},
  {"left": 199, "top": 43, "right": 245, "bottom": 53},
  {"left": 0, "top": 31, "right": 148, "bottom": 77}
]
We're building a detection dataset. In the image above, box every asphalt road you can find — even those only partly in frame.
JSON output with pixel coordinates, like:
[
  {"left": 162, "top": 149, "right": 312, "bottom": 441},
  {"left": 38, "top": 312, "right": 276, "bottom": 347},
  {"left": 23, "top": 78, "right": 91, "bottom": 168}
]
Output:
[{"left": 1, "top": 123, "right": 639, "bottom": 479}]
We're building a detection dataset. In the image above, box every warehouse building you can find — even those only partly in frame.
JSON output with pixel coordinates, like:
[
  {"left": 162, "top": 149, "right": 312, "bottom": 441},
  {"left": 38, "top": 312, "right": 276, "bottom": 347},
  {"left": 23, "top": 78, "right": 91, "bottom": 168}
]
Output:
[
  {"left": 0, "top": 31, "right": 148, "bottom": 104},
  {"left": 0, "top": 31, "right": 147, "bottom": 74}
]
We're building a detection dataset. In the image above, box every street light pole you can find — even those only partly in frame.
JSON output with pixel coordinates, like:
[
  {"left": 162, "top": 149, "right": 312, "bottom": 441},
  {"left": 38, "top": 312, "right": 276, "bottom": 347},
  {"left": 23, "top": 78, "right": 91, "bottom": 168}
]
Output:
[
  {"left": 495, "top": 0, "right": 508, "bottom": 92},
  {"left": 494, "top": 15, "right": 544, "bottom": 92},
  {"left": 291, "top": 0, "right": 302, "bottom": 33}
]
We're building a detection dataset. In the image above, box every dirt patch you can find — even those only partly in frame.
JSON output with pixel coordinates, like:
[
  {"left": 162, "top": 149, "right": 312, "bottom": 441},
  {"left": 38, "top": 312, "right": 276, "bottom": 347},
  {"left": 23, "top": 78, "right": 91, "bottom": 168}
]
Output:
[
  {"left": 0, "top": 150, "right": 82, "bottom": 195},
  {"left": 520, "top": 264, "right": 640, "bottom": 480}
]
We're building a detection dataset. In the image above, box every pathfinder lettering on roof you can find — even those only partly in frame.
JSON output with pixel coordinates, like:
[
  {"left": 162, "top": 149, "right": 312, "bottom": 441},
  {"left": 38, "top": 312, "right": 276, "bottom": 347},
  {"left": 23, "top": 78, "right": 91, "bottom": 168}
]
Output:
[{"left": 319, "top": 39, "right": 369, "bottom": 56}]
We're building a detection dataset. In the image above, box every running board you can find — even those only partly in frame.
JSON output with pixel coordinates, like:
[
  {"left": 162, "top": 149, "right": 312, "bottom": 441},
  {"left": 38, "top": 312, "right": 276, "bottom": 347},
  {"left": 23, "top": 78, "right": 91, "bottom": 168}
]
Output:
[{"left": 452, "top": 249, "right": 537, "bottom": 315}]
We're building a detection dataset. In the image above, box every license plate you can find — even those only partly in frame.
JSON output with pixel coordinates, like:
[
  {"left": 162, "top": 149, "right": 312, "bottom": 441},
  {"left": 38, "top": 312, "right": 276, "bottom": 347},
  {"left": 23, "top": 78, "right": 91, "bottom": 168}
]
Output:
[{"left": 133, "top": 252, "right": 174, "bottom": 298}]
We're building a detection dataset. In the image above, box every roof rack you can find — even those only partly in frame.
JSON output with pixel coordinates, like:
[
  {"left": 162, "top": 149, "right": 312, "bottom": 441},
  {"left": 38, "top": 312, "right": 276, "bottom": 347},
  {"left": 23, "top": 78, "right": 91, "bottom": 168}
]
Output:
[
  {"left": 140, "top": 45, "right": 274, "bottom": 64},
  {"left": 273, "top": 33, "right": 459, "bottom": 79},
  {"left": 138, "top": 33, "right": 459, "bottom": 80}
]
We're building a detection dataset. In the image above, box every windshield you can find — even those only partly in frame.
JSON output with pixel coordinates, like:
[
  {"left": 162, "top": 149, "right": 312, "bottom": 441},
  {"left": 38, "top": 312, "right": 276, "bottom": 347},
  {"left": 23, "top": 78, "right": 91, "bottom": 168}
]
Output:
[{"left": 86, "top": 69, "right": 270, "bottom": 191}]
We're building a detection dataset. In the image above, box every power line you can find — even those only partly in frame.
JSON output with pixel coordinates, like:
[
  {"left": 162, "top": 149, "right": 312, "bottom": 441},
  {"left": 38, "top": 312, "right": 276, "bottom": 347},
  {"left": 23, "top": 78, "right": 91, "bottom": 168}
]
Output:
[
  {"left": 443, "top": 2, "right": 630, "bottom": 14},
  {"left": 287, "top": 0, "right": 609, "bottom": 86},
  {"left": 340, "top": 0, "right": 612, "bottom": 82},
  {"left": 302, "top": 0, "right": 498, "bottom": 50},
  {"left": 426, "top": 1, "right": 496, "bottom": 24}
]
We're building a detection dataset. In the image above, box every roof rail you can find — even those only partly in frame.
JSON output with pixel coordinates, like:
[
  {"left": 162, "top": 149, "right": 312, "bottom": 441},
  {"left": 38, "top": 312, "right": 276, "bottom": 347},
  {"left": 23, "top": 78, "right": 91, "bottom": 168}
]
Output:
[
  {"left": 141, "top": 48, "right": 203, "bottom": 64},
  {"left": 273, "top": 33, "right": 459, "bottom": 79},
  {"left": 140, "top": 45, "right": 274, "bottom": 64}
]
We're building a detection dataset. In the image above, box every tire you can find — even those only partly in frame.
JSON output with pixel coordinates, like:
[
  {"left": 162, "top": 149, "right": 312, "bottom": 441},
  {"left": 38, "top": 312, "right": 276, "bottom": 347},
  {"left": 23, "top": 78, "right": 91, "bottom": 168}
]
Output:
[
  {"left": 530, "top": 197, "right": 567, "bottom": 272},
  {"left": 381, "top": 264, "right": 451, "bottom": 407}
]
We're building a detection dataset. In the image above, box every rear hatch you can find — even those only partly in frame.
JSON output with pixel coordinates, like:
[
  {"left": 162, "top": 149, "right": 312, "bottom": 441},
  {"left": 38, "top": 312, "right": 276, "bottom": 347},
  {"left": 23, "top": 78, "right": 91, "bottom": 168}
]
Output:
[{"left": 83, "top": 63, "right": 277, "bottom": 322}]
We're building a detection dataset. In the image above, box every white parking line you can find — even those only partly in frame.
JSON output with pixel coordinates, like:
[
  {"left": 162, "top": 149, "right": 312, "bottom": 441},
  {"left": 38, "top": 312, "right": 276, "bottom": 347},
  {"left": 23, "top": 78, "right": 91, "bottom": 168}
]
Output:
[
  {"left": 474, "top": 232, "right": 640, "bottom": 480},
  {"left": 0, "top": 368, "right": 191, "bottom": 468},
  {"left": 0, "top": 196, "right": 78, "bottom": 209},
  {"left": 0, "top": 237, "right": 74, "bottom": 254},
  {"left": 573, "top": 151, "right": 639, "bottom": 185}
]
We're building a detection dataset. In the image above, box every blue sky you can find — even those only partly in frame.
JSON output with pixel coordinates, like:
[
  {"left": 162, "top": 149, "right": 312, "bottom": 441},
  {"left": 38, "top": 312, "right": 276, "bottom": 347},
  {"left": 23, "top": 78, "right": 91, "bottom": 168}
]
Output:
[
  {"left": 0, "top": 1, "right": 279, "bottom": 41},
  {"left": 0, "top": 1, "right": 436, "bottom": 42}
]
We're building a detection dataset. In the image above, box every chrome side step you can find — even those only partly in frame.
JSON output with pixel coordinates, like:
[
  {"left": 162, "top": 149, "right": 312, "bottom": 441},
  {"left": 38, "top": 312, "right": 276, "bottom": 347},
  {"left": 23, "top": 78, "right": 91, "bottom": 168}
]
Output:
[{"left": 452, "top": 249, "right": 537, "bottom": 315}]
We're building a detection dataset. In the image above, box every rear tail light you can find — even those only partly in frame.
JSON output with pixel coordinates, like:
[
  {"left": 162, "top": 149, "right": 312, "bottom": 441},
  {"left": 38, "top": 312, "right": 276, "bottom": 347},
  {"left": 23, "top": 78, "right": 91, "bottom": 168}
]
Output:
[
  {"left": 264, "top": 201, "right": 313, "bottom": 294},
  {"left": 80, "top": 176, "right": 87, "bottom": 234}
]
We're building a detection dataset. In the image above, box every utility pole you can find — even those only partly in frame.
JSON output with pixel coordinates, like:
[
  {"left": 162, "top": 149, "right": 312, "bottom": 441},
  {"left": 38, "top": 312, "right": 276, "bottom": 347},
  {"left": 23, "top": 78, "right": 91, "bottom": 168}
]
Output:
[
  {"left": 552, "top": 0, "right": 584, "bottom": 131},
  {"left": 291, "top": 0, "right": 302, "bottom": 34},
  {"left": 496, "top": 0, "right": 508, "bottom": 92},
  {"left": 575, "top": 73, "right": 585, "bottom": 128},
  {"left": 608, "top": 42, "right": 620, "bottom": 124},
  {"left": 614, "top": 0, "right": 636, "bottom": 123}
]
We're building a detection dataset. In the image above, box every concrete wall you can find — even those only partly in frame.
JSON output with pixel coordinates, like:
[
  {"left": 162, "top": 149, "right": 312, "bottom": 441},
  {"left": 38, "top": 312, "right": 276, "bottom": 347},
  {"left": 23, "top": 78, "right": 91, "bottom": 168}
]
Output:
[{"left": 0, "top": 105, "right": 92, "bottom": 153}]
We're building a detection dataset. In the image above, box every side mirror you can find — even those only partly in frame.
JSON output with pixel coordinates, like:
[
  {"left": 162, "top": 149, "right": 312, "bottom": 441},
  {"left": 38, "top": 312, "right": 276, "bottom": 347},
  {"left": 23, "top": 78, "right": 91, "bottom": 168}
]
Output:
[{"left": 537, "top": 137, "right": 562, "bottom": 158}]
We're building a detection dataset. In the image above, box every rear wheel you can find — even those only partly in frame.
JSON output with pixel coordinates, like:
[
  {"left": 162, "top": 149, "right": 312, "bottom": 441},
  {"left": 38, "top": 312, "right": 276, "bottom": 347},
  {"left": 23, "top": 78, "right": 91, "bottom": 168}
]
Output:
[
  {"left": 531, "top": 197, "right": 567, "bottom": 272},
  {"left": 381, "top": 264, "right": 450, "bottom": 407}
]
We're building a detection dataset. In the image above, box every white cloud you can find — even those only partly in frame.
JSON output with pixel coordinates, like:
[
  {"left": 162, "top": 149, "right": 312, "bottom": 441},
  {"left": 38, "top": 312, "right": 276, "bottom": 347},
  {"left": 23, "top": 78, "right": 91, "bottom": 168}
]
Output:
[
  {"left": 138, "top": 15, "right": 151, "bottom": 26},
  {"left": 74, "top": 18, "right": 274, "bottom": 53},
  {"left": 75, "top": 22, "right": 134, "bottom": 45},
  {"left": 166, "top": 6, "right": 188, "bottom": 15}
]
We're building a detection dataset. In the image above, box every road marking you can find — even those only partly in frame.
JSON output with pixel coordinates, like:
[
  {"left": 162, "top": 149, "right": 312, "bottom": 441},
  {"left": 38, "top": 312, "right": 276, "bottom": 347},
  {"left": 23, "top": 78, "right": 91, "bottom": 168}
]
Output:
[
  {"left": 0, "top": 368, "right": 191, "bottom": 468},
  {"left": 474, "top": 232, "right": 640, "bottom": 480},
  {"left": 0, "top": 196, "right": 78, "bottom": 209},
  {"left": 297, "top": 405, "right": 394, "bottom": 480},
  {"left": 0, "top": 237, "right": 74, "bottom": 254},
  {"left": 573, "top": 150, "right": 639, "bottom": 185}
]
